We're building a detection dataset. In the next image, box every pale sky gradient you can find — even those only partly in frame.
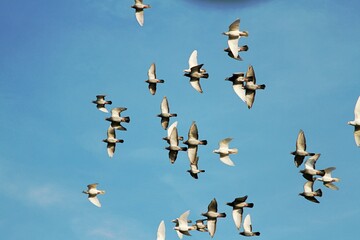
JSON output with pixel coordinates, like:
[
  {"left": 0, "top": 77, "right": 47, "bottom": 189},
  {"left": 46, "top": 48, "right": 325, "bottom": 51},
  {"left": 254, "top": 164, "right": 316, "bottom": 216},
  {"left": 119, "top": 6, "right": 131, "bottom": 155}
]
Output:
[{"left": 1, "top": 0, "right": 360, "bottom": 239}]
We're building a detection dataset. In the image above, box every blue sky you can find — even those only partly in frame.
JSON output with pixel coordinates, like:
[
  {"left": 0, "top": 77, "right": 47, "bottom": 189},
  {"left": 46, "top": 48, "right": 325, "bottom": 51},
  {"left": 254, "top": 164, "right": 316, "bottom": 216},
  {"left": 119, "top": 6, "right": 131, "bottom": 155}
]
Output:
[{"left": 1, "top": 0, "right": 360, "bottom": 239}]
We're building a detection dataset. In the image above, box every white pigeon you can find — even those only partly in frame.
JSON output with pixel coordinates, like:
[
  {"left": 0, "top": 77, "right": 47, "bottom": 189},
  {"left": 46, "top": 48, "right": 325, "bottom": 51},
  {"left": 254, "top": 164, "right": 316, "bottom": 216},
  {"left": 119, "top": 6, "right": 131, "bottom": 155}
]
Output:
[
  {"left": 299, "top": 154, "right": 325, "bottom": 181},
  {"left": 184, "top": 50, "right": 206, "bottom": 73},
  {"left": 243, "top": 65, "right": 265, "bottom": 109},
  {"left": 105, "top": 107, "right": 130, "bottom": 131},
  {"left": 92, "top": 95, "right": 112, "bottom": 113},
  {"left": 299, "top": 180, "right": 322, "bottom": 203},
  {"left": 201, "top": 198, "right": 226, "bottom": 238},
  {"left": 82, "top": 183, "right": 105, "bottom": 208},
  {"left": 173, "top": 210, "right": 195, "bottom": 239},
  {"left": 131, "top": 0, "right": 151, "bottom": 26},
  {"left": 163, "top": 121, "right": 184, "bottom": 144},
  {"left": 157, "top": 96, "right": 177, "bottom": 130},
  {"left": 291, "top": 129, "right": 315, "bottom": 167},
  {"left": 239, "top": 214, "right": 260, "bottom": 237},
  {"left": 315, "top": 167, "right": 340, "bottom": 190},
  {"left": 183, "top": 121, "right": 207, "bottom": 164},
  {"left": 347, "top": 96, "right": 360, "bottom": 147},
  {"left": 145, "top": 63, "right": 164, "bottom": 95},
  {"left": 102, "top": 126, "right": 124, "bottom": 158},
  {"left": 157, "top": 220, "right": 165, "bottom": 240},
  {"left": 226, "top": 195, "right": 254, "bottom": 230},
  {"left": 224, "top": 45, "right": 249, "bottom": 60},
  {"left": 213, "top": 138, "right": 238, "bottom": 166},
  {"left": 225, "top": 72, "right": 247, "bottom": 102},
  {"left": 184, "top": 64, "right": 209, "bottom": 93},
  {"left": 166, "top": 126, "right": 187, "bottom": 164},
  {"left": 222, "top": 18, "right": 249, "bottom": 59},
  {"left": 187, "top": 156, "right": 205, "bottom": 179}
]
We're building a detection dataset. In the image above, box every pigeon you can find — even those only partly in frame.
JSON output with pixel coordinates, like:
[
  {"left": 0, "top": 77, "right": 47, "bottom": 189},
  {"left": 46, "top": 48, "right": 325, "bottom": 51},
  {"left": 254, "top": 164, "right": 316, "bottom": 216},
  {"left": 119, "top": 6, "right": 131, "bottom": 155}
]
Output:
[
  {"left": 226, "top": 195, "right": 254, "bottom": 230},
  {"left": 131, "top": 0, "right": 150, "bottom": 26},
  {"left": 299, "top": 180, "right": 322, "bottom": 203},
  {"left": 201, "top": 198, "right": 226, "bottom": 238},
  {"left": 165, "top": 126, "right": 187, "bottom": 164},
  {"left": 102, "top": 126, "right": 124, "bottom": 158},
  {"left": 213, "top": 138, "right": 238, "bottom": 166},
  {"left": 187, "top": 156, "right": 205, "bottom": 179},
  {"left": 183, "top": 121, "right": 207, "bottom": 164},
  {"left": 193, "top": 219, "right": 208, "bottom": 232},
  {"left": 145, "top": 63, "right": 164, "bottom": 95},
  {"left": 92, "top": 95, "right": 112, "bottom": 113},
  {"left": 105, "top": 107, "right": 130, "bottom": 131},
  {"left": 291, "top": 129, "right": 315, "bottom": 167},
  {"left": 184, "top": 50, "right": 206, "bottom": 73},
  {"left": 163, "top": 121, "right": 184, "bottom": 144},
  {"left": 184, "top": 64, "right": 209, "bottom": 93},
  {"left": 243, "top": 65, "right": 265, "bottom": 109},
  {"left": 315, "top": 167, "right": 340, "bottom": 190},
  {"left": 157, "top": 220, "right": 165, "bottom": 240},
  {"left": 225, "top": 72, "right": 247, "bottom": 102},
  {"left": 157, "top": 96, "right": 177, "bottom": 130},
  {"left": 347, "top": 96, "right": 360, "bottom": 147},
  {"left": 173, "top": 210, "right": 195, "bottom": 239},
  {"left": 299, "top": 154, "right": 325, "bottom": 181},
  {"left": 224, "top": 45, "right": 249, "bottom": 60},
  {"left": 239, "top": 214, "right": 260, "bottom": 237},
  {"left": 222, "top": 19, "right": 249, "bottom": 59},
  {"left": 82, "top": 183, "right": 105, "bottom": 208}
]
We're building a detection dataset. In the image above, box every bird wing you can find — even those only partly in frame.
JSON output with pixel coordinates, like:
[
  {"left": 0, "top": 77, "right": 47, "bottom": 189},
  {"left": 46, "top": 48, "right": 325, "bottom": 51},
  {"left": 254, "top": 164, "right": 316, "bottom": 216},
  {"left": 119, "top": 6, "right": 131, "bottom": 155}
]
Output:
[
  {"left": 220, "top": 154, "right": 235, "bottom": 166},
  {"left": 354, "top": 96, "right": 360, "bottom": 120},
  {"left": 188, "top": 121, "right": 199, "bottom": 139},
  {"left": 227, "top": 38, "right": 239, "bottom": 59},
  {"left": 219, "top": 138, "right": 232, "bottom": 148},
  {"left": 246, "top": 65, "right": 256, "bottom": 83},
  {"left": 96, "top": 95, "right": 106, "bottom": 101},
  {"left": 87, "top": 183, "right": 98, "bottom": 190},
  {"left": 187, "top": 145, "right": 198, "bottom": 165},
  {"left": 161, "top": 96, "right": 170, "bottom": 114},
  {"left": 233, "top": 195, "right": 248, "bottom": 204},
  {"left": 354, "top": 125, "right": 360, "bottom": 147},
  {"left": 111, "top": 107, "right": 126, "bottom": 117},
  {"left": 97, "top": 104, "right": 108, "bottom": 113},
  {"left": 169, "top": 150, "right": 178, "bottom": 164},
  {"left": 107, "top": 143, "right": 115, "bottom": 158},
  {"left": 296, "top": 130, "right": 306, "bottom": 151},
  {"left": 157, "top": 220, "right": 165, "bottom": 240},
  {"left": 148, "top": 63, "right": 156, "bottom": 79},
  {"left": 232, "top": 82, "right": 246, "bottom": 102},
  {"left": 303, "top": 180, "right": 314, "bottom": 193},
  {"left": 304, "top": 153, "right": 320, "bottom": 170},
  {"left": 135, "top": 0, "right": 143, "bottom": 4},
  {"left": 243, "top": 214, "right": 252, "bottom": 232},
  {"left": 245, "top": 88, "right": 255, "bottom": 109},
  {"left": 229, "top": 18, "right": 240, "bottom": 31},
  {"left": 148, "top": 83, "right": 157, "bottom": 95},
  {"left": 232, "top": 208, "right": 243, "bottom": 230},
  {"left": 167, "top": 121, "right": 178, "bottom": 138},
  {"left": 324, "top": 182, "right": 339, "bottom": 190},
  {"left": 207, "top": 219, "right": 217, "bottom": 237},
  {"left": 88, "top": 195, "right": 101, "bottom": 207},
  {"left": 208, "top": 198, "right": 218, "bottom": 212},
  {"left": 188, "top": 50, "right": 198, "bottom": 69},
  {"left": 323, "top": 167, "right": 336, "bottom": 177},
  {"left": 294, "top": 155, "right": 305, "bottom": 168},
  {"left": 135, "top": 9, "right": 144, "bottom": 26},
  {"left": 107, "top": 126, "right": 116, "bottom": 138},
  {"left": 178, "top": 210, "right": 190, "bottom": 228},
  {"left": 169, "top": 127, "right": 179, "bottom": 146},
  {"left": 190, "top": 78, "right": 203, "bottom": 93},
  {"left": 305, "top": 196, "right": 320, "bottom": 203}
]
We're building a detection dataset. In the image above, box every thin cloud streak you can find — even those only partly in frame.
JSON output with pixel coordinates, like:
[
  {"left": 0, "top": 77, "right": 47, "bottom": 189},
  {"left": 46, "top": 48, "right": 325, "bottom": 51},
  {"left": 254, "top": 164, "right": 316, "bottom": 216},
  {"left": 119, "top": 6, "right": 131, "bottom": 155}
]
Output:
[{"left": 183, "top": 0, "right": 273, "bottom": 8}]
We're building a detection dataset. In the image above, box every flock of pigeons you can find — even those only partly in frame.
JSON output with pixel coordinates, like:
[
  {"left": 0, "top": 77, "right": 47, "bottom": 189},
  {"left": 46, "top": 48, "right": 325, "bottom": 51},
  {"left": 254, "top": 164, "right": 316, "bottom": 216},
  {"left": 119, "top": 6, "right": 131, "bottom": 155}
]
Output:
[{"left": 80, "top": 0, "right": 360, "bottom": 239}]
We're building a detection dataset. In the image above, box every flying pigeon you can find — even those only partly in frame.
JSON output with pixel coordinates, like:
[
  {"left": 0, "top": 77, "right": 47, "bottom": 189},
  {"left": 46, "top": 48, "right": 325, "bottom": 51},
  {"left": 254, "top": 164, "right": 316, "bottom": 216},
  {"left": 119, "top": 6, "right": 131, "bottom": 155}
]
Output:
[
  {"left": 243, "top": 65, "right": 265, "bottom": 109},
  {"left": 102, "top": 126, "right": 124, "bottom": 158},
  {"left": 299, "top": 180, "right": 322, "bottom": 203},
  {"left": 187, "top": 156, "right": 205, "bottom": 179},
  {"left": 131, "top": 0, "right": 151, "bottom": 26},
  {"left": 163, "top": 121, "right": 184, "bottom": 144},
  {"left": 82, "top": 183, "right": 105, "bottom": 207},
  {"left": 157, "top": 96, "right": 177, "bottom": 130},
  {"left": 225, "top": 72, "right": 248, "bottom": 102},
  {"left": 213, "top": 138, "right": 238, "bottom": 166},
  {"left": 239, "top": 214, "right": 260, "bottom": 237},
  {"left": 183, "top": 121, "right": 207, "bottom": 164},
  {"left": 315, "top": 167, "right": 340, "bottom": 190},
  {"left": 105, "top": 107, "right": 130, "bottom": 131},
  {"left": 92, "top": 95, "right": 112, "bottom": 113},
  {"left": 184, "top": 64, "right": 209, "bottom": 93},
  {"left": 184, "top": 50, "right": 207, "bottom": 73},
  {"left": 145, "top": 63, "right": 164, "bottom": 95},
  {"left": 291, "top": 129, "right": 315, "bottom": 167},
  {"left": 347, "top": 96, "right": 360, "bottom": 147},
  {"left": 201, "top": 198, "right": 226, "bottom": 238},
  {"left": 224, "top": 45, "right": 249, "bottom": 60},
  {"left": 226, "top": 195, "right": 254, "bottom": 230},
  {"left": 299, "top": 154, "right": 325, "bottom": 181},
  {"left": 157, "top": 220, "right": 165, "bottom": 240},
  {"left": 173, "top": 210, "right": 195, "bottom": 239},
  {"left": 222, "top": 18, "right": 249, "bottom": 59},
  {"left": 166, "top": 126, "right": 187, "bottom": 164}
]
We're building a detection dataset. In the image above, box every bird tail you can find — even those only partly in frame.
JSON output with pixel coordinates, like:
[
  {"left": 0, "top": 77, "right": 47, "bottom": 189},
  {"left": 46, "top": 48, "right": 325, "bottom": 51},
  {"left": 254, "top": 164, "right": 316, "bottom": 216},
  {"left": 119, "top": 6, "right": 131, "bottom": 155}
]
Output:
[
  {"left": 171, "top": 113, "right": 178, "bottom": 117},
  {"left": 259, "top": 84, "right": 266, "bottom": 89},
  {"left": 247, "top": 203, "right": 254, "bottom": 208},
  {"left": 117, "top": 139, "right": 124, "bottom": 143},
  {"left": 315, "top": 189, "right": 322, "bottom": 197},
  {"left": 123, "top": 116, "right": 130, "bottom": 123},
  {"left": 253, "top": 232, "right": 260, "bottom": 236},
  {"left": 200, "top": 140, "right": 208, "bottom": 145},
  {"left": 181, "top": 147, "right": 188, "bottom": 151},
  {"left": 106, "top": 101, "right": 112, "bottom": 105},
  {"left": 230, "top": 148, "right": 238, "bottom": 154},
  {"left": 178, "top": 136, "right": 184, "bottom": 141},
  {"left": 333, "top": 178, "right": 340, "bottom": 182},
  {"left": 240, "top": 45, "right": 249, "bottom": 51},
  {"left": 159, "top": 79, "right": 165, "bottom": 83},
  {"left": 99, "top": 190, "right": 105, "bottom": 195},
  {"left": 202, "top": 73, "right": 209, "bottom": 78},
  {"left": 200, "top": 170, "right": 205, "bottom": 173},
  {"left": 218, "top": 212, "right": 226, "bottom": 218}
]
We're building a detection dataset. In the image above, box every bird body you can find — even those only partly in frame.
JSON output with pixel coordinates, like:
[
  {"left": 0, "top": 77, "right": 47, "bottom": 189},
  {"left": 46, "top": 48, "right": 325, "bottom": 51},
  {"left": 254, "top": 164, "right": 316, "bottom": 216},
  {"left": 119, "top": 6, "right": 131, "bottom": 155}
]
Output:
[
  {"left": 316, "top": 167, "right": 340, "bottom": 190},
  {"left": 243, "top": 65, "right": 265, "bottom": 109},
  {"left": 82, "top": 183, "right": 105, "bottom": 207},
  {"left": 184, "top": 64, "right": 209, "bottom": 93},
  {"left": 102, "top": 127, "right": 124, "bottom": 157},
  {"left": 291, "top": 129, "right": 315, "bottom": 167},
  {"left": 299, "top": 180, "right": 322, "bottom": 203},
  {"left": 146, "top": 63, "right": 164, "bottom": 95},
  {"left": 105, "top": 107, "right": 130, "bottom": 131},
  {"left": 348, "top": 96, "right": 360, "bottom": 146},
  {"left": 166, "top": 127, "right": 187, "bottom": 163},
  {"left": 213, "top": 138, "right": 238, "bottom": 166},
  {"left": 193, "top": 219, "right": 208, "bottom": 232},
  {"left": 92, "top": 95, "right": 112, "bottom": 113},
  {"left": 239, "top": 214, "right": 260, "bottom": 237},
  {"left": 131, "top": 0, "right": 150, "bottom": 26},
  {"left": 157, "top": 96, "right": 177, "bottom": 130},
  {"left": 201, "top": 198, "right": 226, "bottom": 237},
  {"left": 183, "top": 121, "right": 207, "bottom": 164}
]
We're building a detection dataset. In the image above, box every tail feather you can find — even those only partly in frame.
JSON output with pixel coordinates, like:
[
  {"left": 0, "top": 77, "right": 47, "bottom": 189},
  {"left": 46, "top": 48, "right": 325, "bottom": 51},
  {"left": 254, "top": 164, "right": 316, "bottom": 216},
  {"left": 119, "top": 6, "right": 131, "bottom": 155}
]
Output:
[
  {"left": 181, "top": 147, "right": 188, "bottom": 151},
  {"left": 259, "top": 84, "right": 266, "bottom": 89},
  {"left": 315, "top": 189, "right": 322, "bottom": 197},
  {"left": 219, "top": 212, "right": 226, "bottom": 218},
  {"left": 247, "top": 203, "right": 254, "bottom": 208},
  {"left": 230, "top": 148, "right": 238, "bottom": 154},
  {"left": 159, "top": 79, "right": 165, "bottom": 83},
  {"left": 124, "top": 117, "right": 130, "bottom": 123},
  {"left": 240, "top": 45, "right": 249, "bottom": 51},
  {"left": 202, "top": 73, "right": 209, "bottom": 78},
  {"left": 254, "top": 232, "right": 260, "bottom": 236},
  {"left": 171, "top": 113, "right": 178, "bottom": 117},
  {"left": 107, "top": 101, "right": 112, "bottom": 105},
  {"left": 200, "top": 140, "right": 208, "bottom": 145}
]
